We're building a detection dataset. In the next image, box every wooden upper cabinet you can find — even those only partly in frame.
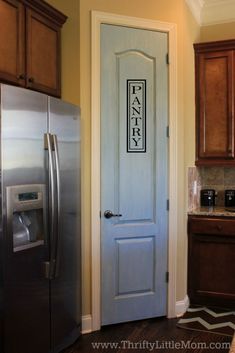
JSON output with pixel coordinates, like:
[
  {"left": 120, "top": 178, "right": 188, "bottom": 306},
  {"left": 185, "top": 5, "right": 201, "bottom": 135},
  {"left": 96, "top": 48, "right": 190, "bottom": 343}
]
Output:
[
  {"left": 194, "top": 40, "right": 235, "bottom": 166},
  {"left": 26, "top": 8, "right": 61, "bottom": 96},
  {"left": 0, "top": 0, "right": 67, "bottom": 97},
  {"left": 0, "top": 0, "right": 25, "bottom": 85}
]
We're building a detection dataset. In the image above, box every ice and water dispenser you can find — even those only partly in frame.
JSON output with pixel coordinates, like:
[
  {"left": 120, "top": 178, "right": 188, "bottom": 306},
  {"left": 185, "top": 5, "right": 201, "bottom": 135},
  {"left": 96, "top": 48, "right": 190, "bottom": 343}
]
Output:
[{"left": 6, "top": 184, "right": 46, "bottom": 252}]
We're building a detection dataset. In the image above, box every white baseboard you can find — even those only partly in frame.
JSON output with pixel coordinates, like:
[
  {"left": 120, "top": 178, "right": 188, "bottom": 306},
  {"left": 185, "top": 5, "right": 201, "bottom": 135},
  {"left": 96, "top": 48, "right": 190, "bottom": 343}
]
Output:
[
  {"left": 82, "top": 297, "right": 189, "bottom": 333},
  {"left": 81, "top": 315, "right": 92, "bottom": 334},
  {"left": 175, "top": 295, "right": 189, "bottom": 317}
]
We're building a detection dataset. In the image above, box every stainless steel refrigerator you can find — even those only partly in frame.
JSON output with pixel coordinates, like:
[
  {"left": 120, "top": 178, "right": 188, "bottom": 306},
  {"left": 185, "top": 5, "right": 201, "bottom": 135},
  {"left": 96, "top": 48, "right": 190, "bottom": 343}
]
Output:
[{"left": 0, "top": 84, "right": 81, "bottom": 353}]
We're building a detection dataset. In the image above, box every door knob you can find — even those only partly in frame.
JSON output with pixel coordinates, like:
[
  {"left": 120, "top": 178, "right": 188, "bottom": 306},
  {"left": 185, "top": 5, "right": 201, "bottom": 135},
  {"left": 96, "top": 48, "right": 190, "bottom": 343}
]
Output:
[{"left": 104, "top": 210, "right": 122, "bottom": 219}]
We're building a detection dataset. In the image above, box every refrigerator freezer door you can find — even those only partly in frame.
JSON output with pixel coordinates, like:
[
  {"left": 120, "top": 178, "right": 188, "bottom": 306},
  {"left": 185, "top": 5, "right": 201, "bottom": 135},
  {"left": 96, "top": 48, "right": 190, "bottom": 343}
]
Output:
[
  {"left": 1, "top": 85, "right": 50, "bottom": 353},
  {"left": 49, "top": 97, "right": 81, "bottom": 352}
]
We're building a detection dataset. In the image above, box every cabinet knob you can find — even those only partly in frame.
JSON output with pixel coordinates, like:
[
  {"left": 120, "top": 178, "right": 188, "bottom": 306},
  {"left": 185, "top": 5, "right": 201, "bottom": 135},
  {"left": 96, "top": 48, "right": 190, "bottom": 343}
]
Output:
[
  {"left": 228, "top": 145, "right": 233, "bottom": 156},
  {"left": 28, "top": 77, "right": 34, "bottom": 83},
  {"left": 216, "top": 225, "right": 222, "bottom": 231},
  {"left": 17, "top": 74, "right": 25, "bottom": 80}
]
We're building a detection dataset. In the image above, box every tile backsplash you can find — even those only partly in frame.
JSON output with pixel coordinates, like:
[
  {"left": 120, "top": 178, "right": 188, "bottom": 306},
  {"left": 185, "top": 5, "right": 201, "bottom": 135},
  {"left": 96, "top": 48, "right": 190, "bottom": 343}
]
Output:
[
  {"left": 188, "top": 166, "right": 235, "bottom": 209},
  {"left": 188, "top": 166, "right": 201, "bottom": 210}
]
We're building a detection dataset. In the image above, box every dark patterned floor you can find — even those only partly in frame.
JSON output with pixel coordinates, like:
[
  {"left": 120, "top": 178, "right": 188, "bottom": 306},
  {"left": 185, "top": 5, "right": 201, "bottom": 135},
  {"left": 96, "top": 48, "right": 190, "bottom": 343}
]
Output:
[
  {"left": 63, "top": 317, "right": 232, "bottom": 353},
  {"left": 177, "top": 306, "right": 235, "bottom": 337}
]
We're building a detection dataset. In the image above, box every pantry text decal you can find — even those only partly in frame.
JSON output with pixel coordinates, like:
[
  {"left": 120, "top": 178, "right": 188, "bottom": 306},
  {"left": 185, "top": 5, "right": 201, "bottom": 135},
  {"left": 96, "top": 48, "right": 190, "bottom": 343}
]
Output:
[{"left": 127, "top": 80, "right": 146, "bottom": 153}]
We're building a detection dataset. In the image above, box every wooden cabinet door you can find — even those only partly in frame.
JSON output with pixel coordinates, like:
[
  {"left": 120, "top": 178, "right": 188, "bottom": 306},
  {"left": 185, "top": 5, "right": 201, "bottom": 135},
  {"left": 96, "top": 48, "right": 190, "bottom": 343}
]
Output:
[
  {"left": 188, "top": 217, "right": 235, "bottom": 308},
  {"left": 195, "top": 50, "right": 235, "bottom": 165},
  {"left": 26, "top": 8, "right": 61, "bottom": 97},
  {"left": 0, "top": 0, "right": 25, "bottom": 85}
]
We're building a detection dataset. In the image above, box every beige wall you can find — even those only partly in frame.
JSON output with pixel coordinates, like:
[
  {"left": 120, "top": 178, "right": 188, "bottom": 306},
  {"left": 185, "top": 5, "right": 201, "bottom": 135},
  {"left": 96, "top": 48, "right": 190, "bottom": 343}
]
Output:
[
  {"left": 181, "top": 2, "right": 201, "bottom": 301},
  {"left": 46, "top": 0, "right": 201, "bottom": 317},
  {"left": 201, "top": 21, "right": 235, "bottom": 42},
  {"left": 46, "top": 0, "right": 80, "bottom": 105}
]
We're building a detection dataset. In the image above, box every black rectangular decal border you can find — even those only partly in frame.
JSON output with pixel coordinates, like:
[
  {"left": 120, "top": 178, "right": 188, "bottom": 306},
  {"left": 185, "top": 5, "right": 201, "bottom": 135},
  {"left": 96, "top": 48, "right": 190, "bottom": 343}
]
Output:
[{"left": 127, "top": 79, "right": 146, "bottom": 153}]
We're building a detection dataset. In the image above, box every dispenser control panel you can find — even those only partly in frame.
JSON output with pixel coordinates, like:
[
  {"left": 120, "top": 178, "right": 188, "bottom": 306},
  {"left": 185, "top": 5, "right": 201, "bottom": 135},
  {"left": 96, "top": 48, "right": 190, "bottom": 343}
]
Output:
[{"left": 6, "top": 184, "right": 46, "bottom": 252}]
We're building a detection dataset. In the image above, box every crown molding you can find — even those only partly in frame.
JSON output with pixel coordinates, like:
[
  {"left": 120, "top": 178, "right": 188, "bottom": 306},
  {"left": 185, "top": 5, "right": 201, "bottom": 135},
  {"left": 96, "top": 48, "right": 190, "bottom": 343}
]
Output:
[
  {"left": 202, "top": 0, "right": 235, "bottom": 25},
  {"left": 185, "top": 0, "right": 204, "bottom": 24},
  {"left": 204, "top": 0, "right": 235, "bottom": 7},
  {"left": 185, "top": 0, "right": 235, "bottom": 26}
]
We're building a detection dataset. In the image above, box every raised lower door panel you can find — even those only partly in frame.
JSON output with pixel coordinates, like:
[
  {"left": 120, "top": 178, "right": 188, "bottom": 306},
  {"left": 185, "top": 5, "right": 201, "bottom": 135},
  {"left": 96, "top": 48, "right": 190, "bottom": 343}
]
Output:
[{"left": 116, "top": 237, "right": 155, "bottom": 296}]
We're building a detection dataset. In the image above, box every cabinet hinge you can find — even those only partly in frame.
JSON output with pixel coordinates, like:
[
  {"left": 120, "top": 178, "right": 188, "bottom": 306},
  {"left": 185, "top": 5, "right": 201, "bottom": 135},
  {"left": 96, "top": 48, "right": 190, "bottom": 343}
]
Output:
[
  {"left": 166, "top": 53, "right": 169, "bottom": 65},
  {"left": 166, "top": 126, "right": 169, "bottom": 138},
  {"left": 166, "top": 271, "right": 169, "bottom": 283},
  {"left": 167, "top": 199, "right": 169, "bottom": 211}
]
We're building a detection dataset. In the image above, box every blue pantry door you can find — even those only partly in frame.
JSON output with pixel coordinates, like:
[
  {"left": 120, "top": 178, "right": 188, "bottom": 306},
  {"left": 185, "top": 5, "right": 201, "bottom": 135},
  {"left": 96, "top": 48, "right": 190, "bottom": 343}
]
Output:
[{"left": 101, "top": 24, "right": 168, "bottom": 325}]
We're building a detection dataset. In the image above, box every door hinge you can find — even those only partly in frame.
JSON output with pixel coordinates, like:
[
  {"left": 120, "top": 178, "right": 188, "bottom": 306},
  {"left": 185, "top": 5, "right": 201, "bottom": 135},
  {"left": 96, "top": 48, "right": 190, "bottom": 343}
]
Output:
[
  {"left": 166, "top": 53, "right": 169, "bottom": 65},
  {"left": 166, "top": 126, "right": 169, "bottom": 138},
  {"left": 166, "top": 271, "right": 169, "bottom": 283},
  {"left": 167, "top": 199, "right": 169, "bottom": 211}
]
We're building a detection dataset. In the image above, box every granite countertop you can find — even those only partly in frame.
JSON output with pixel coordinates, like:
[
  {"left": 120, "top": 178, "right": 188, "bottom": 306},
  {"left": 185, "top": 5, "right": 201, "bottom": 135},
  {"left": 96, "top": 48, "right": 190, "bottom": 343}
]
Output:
[{"left": 188, "top": 207, "right": 235, "bottom": 217}]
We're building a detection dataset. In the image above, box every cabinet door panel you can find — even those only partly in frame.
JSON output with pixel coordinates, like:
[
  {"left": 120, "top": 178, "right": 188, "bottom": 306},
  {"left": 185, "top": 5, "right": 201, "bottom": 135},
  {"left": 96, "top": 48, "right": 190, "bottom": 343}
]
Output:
[
  {"left": 196, "top": 50, "right": 235, "bottom": 164},
  {"left": 188, "top": 217, "right": 235, "bottom": 308},
  {"left": 26, "top": 8, "right": 61, "bottom": 97},
  {"left": 0, "top": 0, "right": 25, "bottom": 85}
]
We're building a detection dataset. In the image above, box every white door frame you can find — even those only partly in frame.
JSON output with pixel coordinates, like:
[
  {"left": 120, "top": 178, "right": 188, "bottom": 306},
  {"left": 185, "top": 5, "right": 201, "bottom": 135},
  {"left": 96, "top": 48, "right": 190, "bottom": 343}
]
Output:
[{"left": 91, "top": 10, "right": 178, "bottom": 331}]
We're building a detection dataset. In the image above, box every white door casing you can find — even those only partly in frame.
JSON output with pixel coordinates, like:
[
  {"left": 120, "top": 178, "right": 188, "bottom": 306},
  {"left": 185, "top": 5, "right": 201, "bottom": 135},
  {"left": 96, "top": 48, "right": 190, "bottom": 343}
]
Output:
[
  {"left": 101, "top": 24, "right": 168, "bottom": 325},
  {"left": 91, "top": 11, "right": 178, "bottom": 331}
]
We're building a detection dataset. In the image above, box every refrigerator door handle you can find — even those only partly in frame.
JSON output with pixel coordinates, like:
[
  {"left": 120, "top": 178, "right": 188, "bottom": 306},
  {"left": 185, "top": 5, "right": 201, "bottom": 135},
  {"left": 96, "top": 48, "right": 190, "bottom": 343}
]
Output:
[
  {"left": 52, "top": 134, "right": 61, "bottom": 278},
  {"left": 44, "top": 133, "right": 56, "bottom": 279}
]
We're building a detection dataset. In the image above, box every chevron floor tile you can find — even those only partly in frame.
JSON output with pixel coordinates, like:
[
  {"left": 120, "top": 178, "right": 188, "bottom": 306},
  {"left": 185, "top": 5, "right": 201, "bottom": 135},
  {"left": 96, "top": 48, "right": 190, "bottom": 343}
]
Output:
[{"left": 177, "top": 306, "right": 235, "bottom": 337}]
